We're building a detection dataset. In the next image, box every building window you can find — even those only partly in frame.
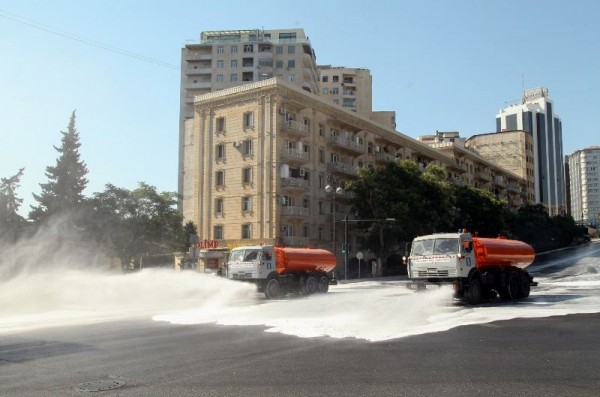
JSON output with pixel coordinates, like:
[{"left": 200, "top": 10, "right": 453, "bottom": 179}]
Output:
[
  {"left": 322, "top": 76, "right": 329, "bottom": 83},
  {"left": 303, "top": 225, "right": 309, "bottom": 238},
  {"left": 214, "top": 225, "right": 223, "bottom": 240},
  {"left": 243, "top": 44, "right": 253, "bottom": 53},
  {"left": 275, "top": 60, "right": 283, "bottom": 69},
  {"left": 216, "top": 74, "right": 224, "bottom": 82},
  {"left": 242, "top": 224, "right": 251, "bottom": 239},
  {"left": 288, "top": 45, "right": 295, "bottom": 54},
  {"left": 318, "top": 201, "right": 323, "bottom": 215},
  {"left": 216, "top": 170, "right": 225, "bottom": 187},
  {"left": 244, "top": 112, "right": 254, "bottom": 128},
  {"left": 319, "top": 149, "right": 324, "bottom": 163},
  {"left": 230, "top": 45, "right": 238, "bottom": 53},
  {"left": 332, "top": 87, "right": 339, "bottom": 95},
  {"left": 288, "top": 75, "right": 295, "bottom": 82},
  {"left": 276, "top": 46, "right": 283, "bottom": 54},
  {"left": 242, "top": 196, "right": 252, "bottom": 212},
  {"left": 243, "top": 139, "right": 253, "bottom": 156},
  {"left": 215, "top": 197, "right": 224, "bottom": 214},
  {"left": 333, "top": 99, "right": 339, "bottom": 105},
  {"left": 216, "top": 117, "right": 225, "bottom": 133},
  {"left": 230, "top": 73, "right": 238, "bottom": 82},
  {"left": 322, "top": 88, "right": 329, "bottom": 95},
  {"left": 216, "top": 143, "right": 225, "bottom": 159},
  {"left": 242, "top": 167, "right": 252, "bottom": 184},
  {"left": 231, "top": 59, "right": 238, "bottom": 68},
  {"left": 217, "top": 46, "right": 224, "bottom": 54},
  {"left": 287, "top": 59, "right": 295, "bottom": 69},
  {"left": 319, "top": 174, "right": 324, "bottom": 188},
  {"left": 319, "top": 124, "right": 324, "bottom": 136},
  {"left": 217, "top": 60, "right": 224, "bottom": 68},
  {"left": 332, "top": 75, "right": 339, "bottom": 82}
]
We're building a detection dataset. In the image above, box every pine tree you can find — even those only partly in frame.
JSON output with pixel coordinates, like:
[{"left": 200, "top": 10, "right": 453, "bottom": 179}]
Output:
[
  {"left": 0, "top": 168, "right": 26, "bottom": 243},
  {"left": 30, "top": 110, "right": 89, "bottom": 223}
]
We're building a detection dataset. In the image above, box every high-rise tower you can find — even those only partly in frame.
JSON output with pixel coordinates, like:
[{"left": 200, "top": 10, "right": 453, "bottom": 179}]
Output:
[{"left": 495, "top": 87, "right": 565, "bottom": 214}]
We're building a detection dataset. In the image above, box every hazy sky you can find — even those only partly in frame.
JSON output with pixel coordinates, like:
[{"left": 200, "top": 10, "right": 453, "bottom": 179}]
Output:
[{"left": 1, "top": 0, "right": 598, "bottom": 216}]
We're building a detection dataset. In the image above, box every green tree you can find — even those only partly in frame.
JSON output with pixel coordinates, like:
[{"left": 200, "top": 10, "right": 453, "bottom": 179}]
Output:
[
  {"left": 90, "top": 182, "right": 185, "bottom": 268},
  {"left": 182, "top": 220, "right": 198, "bottom": 252},
  {"left": 452, "top": 185, "right": 510, "bottom": 237},
  {"left": 30, "top": 110, "right": 89, "bottom": 223},
  {"left": 0, "top": 168, "right": 26, "bottom": 243}
]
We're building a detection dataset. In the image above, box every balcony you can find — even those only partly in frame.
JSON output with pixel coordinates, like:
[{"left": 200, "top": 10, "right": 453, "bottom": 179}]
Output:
[
  {"left": 493, "top": 176, "right": 507, "bottom": 188},
  {"left": 328, "top": 135, "right": 364, "bottom": 155},
  {"left": 281, "top": 148, "right": 310, "bottom": 165},
  {"left": 186, "top": 67, "right": 212, "bottom": 75},
  {"left": 373, "top": 151, "right": 396, "bottom": 164},
  {"left": 281, "top": 119, "right": 310, "bottom": 137},
  {"left": 327, "top": 162, "right": 358, "bottom": 177},
  {"left": 507, "top": 183, "right": 522, "bottom": 194},
  {"left": 281, "top": 177, "right": 309, "bottom": 191},
  {"left": 281, "top": 206, "right": 309, "bottom": 218},
  {"left": 474, "top": 171, "right": 492, "bottom": 182}
]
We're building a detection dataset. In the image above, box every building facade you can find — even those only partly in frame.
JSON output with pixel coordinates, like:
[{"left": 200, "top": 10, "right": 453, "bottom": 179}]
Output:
[
  {"left": 179, "top": 29, "right": 320, "bottom": 202},
  {"left": 495, "top": 87, "right": 565, "bottom": 214},
  {"left": 182, "top": 78, "right": 529, "bottom": 275},
  {"left": 465, "top": 130, "right": 536, "bottom": 203},
  {"left": 567, "top": 146, "right": 600, "bottom": 225}
]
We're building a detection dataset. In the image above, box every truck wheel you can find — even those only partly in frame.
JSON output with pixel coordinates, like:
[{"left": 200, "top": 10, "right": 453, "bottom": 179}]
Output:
[
  {"left": 499, "top": 271, "right": 519, "bottom": 300},
  {"left": 465, "top": 277, "right": 482, "bottom": 305},
  {"left": 264, "top": 278, "right": 280, "bottom": 299},
  {"left": 304, "top": 275, "right": 318, "bottom": 295},
  {"left": 518, "top": 271, "right": 531, "bottom": 298},
  {"left": 317, "top": 276, "right": 329, "bottom": 293}
]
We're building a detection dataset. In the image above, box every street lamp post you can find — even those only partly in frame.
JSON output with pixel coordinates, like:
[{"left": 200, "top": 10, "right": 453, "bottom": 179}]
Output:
[{"left": 325, "top": 183, "right": 344, "bottom": 276}]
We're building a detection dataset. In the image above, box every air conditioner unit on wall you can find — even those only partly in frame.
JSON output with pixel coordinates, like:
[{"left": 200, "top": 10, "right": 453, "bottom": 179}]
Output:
[{"left": 233, "top": 141, "right": 241, "bottom": 147}]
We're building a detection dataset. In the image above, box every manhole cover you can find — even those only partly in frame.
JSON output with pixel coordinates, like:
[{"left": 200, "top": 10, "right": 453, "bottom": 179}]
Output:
[{"left": 75, "top": 379, "right": 126, "bottom": 392}]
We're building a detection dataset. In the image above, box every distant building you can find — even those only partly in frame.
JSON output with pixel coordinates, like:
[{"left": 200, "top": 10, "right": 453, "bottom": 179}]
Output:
[
  {"left": 495, "top": 87, "right": 565, "bottom": 214},
  {"left": 418, "top": 132, "right": 529, "bottom": 207},
  {"left": 567, "top": 146, "right": 600, "bottom": 225},
  {"left": 465, "top": 130, "right": 535, "bottom": 203}
]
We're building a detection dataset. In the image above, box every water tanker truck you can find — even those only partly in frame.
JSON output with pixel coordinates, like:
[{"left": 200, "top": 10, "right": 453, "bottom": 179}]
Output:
[
  {"left": 404, "top": 231, "right": 537, "bottom": 305},
  {"left": 226, "top": 245, "right": 337, "bottom": 299}
]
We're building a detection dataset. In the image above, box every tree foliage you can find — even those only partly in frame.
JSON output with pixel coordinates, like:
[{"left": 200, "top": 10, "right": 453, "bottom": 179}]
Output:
[
  {"left": 90, "top": 182, "right": 185, "bottom": 268},
  {"left": 0, "top": 168, "right": 26, "bottom": 243},
  {"left": 30, "top": 110, "right": 88, "bottom": 223},
  {"left": 348, "top": 160, "right": 589, "bottom": 272}
]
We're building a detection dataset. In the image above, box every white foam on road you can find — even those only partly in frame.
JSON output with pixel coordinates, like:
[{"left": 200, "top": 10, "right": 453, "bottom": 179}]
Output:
[{"left": 2, "top": 247, "right": 600, "bottom": 341}]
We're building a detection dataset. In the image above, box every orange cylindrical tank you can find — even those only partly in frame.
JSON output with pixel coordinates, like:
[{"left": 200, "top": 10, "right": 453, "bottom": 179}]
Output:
[
  {"left": 473, "top": 237, "right": 535, "bottom": 269},
  {"left": 274, "top": 247, "right": 336, "bottom": 274}
]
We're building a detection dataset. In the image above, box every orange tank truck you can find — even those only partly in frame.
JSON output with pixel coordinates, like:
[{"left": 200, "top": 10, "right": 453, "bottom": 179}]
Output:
[
  {"left": 227, "top": 245, "right": 337, "bottom": 299},
  {"left": 405, "top": 232, "right": 537, "bottom": 305},
  {"left": 473, "top": 237, "right": 536, "bottom": 269}
]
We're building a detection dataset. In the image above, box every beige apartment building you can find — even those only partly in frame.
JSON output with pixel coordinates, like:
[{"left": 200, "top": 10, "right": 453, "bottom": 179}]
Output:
[
  {"left": 179, "top": 29, "right": 320, "bottom": 198},
  {"left": 465, "top": 130, "right": 536, "bottom": 203},
  {"left": 318, "top": 65, "right": 396, "bottom": 130},
  {"left": 182, "top": 78, "right": 529, "bottom": 273},
  {"left": 418, "top": 131, "right": 530, "bottom": 206}
]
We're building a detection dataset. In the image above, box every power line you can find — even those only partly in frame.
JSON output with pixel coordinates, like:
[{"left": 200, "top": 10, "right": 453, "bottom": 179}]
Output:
[{"left": 0, "top": 8, "right": 181, "bottom": 71}]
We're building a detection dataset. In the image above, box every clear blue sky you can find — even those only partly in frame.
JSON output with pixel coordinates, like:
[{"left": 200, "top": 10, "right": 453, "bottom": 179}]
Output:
[{"left": 1, "top": 0, "right": 598, "bottom": 216}]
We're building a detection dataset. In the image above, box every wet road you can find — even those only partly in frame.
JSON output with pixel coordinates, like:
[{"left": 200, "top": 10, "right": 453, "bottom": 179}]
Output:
[{"left": 1, "top": 242, "right": 600, "bottom": 396}]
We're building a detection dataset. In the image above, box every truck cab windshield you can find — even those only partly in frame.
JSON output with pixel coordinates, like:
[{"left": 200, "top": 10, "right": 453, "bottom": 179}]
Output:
[
  {"left": 411, "top": 238, "right": 458, "bottom": 256},
  {"left": 229, "top": 249, "right": 262, "bottom": 262}
]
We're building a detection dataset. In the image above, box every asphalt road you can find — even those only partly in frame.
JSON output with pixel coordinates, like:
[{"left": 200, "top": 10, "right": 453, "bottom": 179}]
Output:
[{"left": 2, "top": 242, "right": 600, "bottom": 397}]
